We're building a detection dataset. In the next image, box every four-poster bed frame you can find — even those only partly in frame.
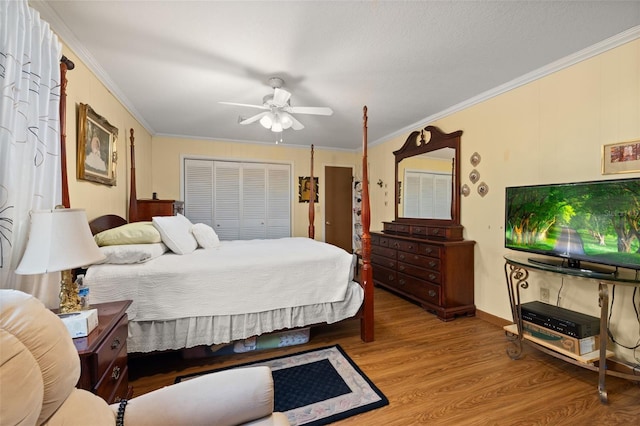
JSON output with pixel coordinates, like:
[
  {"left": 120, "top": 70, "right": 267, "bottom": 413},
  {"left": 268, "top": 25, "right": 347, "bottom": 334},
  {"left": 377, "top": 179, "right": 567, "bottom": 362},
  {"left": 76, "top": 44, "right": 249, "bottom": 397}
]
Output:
[{"left": 59, "top": 58, "right": 373, "bottom": 344}]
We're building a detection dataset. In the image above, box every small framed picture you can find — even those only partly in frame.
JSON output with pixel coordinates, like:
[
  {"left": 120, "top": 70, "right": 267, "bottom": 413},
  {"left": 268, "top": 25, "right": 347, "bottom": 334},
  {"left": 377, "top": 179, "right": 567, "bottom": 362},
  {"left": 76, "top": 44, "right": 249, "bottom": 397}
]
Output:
[
  {"left": 602, "top": 140, "right": 640, "bottom": 175},
  {"left": 77, "top": 103, "right": 118, "bottom": 186},
  {"left": 298, "top": 176, "right": 319, "bottom": 203}
]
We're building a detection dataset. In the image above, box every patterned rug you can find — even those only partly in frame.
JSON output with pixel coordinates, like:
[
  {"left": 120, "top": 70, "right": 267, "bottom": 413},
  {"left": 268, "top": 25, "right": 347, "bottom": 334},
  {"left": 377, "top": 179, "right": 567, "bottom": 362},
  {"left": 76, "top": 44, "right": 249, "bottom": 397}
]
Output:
[{"left": 175, "top": 344, "right": 388, "bottom": 425}]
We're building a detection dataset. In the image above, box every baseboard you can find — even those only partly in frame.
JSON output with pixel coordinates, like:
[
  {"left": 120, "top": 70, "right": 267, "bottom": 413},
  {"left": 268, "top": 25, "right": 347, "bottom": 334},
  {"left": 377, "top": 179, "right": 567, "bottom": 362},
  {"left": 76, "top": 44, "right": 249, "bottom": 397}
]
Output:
[{"left": 475, "top": 309, "right": 511, "bottom": 328}]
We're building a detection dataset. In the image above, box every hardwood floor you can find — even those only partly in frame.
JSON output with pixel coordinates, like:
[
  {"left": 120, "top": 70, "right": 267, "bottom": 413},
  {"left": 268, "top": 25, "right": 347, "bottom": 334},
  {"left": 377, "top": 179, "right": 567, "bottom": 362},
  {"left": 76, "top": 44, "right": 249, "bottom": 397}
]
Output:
[{"left": 129, "top": 288, "right": 640, "bottom": 425}]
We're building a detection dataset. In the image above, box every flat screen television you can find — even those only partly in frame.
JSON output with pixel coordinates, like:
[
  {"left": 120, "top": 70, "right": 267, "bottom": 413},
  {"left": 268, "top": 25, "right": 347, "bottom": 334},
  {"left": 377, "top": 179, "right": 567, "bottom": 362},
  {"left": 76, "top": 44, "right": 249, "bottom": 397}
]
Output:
[{"left": 505, "top": 177, "right": 640, "bottom": 275}]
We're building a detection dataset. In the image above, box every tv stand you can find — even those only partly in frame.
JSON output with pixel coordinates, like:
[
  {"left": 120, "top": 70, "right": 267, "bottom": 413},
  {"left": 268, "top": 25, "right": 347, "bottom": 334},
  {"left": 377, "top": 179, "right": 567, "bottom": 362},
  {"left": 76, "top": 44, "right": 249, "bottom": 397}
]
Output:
[
  {"left": 526, "top": 257, "right": 618, "bottom": 279},
  {"left": 504, "top": 255, "right": 640, "bottom": 404}
]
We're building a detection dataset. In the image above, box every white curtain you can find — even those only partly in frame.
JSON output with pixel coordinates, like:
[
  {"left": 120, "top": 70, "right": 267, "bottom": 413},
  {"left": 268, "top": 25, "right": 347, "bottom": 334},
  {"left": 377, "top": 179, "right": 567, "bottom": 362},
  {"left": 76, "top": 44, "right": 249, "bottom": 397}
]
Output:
[{"left": 0, "top": 0, "right": 63, "bottom": 307}]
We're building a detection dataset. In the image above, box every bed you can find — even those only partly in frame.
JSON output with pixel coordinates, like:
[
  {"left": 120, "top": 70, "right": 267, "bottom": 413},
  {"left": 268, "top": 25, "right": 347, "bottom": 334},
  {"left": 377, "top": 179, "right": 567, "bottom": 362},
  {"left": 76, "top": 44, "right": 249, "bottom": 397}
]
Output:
[{"left": 79, "top": 107, "right": 374, "bottom": 354}]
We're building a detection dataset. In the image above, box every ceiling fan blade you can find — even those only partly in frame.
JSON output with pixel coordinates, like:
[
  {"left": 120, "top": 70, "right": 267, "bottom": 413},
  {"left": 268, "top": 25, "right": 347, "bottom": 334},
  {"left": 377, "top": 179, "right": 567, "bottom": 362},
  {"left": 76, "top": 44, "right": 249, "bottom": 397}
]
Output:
[
  {"left": 286, "top": 106, "right": 333, "bottom": 116},
  {"left": 272, "top": 88, "right": 292, "bottom": 107},
  {"left": 239, "top": 111, "right": 269, "bottom": 125},
  {"left": 219, "top": 101, "right": 268, "bottom": 110}
]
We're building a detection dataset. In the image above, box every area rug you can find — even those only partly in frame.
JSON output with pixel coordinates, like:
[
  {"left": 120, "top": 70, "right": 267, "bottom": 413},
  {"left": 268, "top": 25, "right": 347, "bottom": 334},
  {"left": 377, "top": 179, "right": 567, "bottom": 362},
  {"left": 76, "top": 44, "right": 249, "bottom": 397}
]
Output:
[{"left": 175, "top": 344, "right": 388, "bottom": 425}]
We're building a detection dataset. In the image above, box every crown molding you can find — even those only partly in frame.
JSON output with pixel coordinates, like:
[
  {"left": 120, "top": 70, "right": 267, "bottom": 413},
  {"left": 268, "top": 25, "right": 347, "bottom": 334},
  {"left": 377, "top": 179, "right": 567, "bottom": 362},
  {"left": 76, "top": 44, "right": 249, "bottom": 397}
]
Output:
[{"left": 369, "top": 25, "right": 640, "bottom": 149}]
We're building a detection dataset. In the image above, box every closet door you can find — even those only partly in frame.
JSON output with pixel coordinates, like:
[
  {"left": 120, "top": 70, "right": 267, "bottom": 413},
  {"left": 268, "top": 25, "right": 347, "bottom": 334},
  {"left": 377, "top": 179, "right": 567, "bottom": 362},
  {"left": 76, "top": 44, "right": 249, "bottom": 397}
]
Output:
[
  {"left": 184, "top": 159, "right": 290, "bottom": 240},
  {"left": 404, "top": 170, "right": 451, "bottom": 220},
  {"left": 213, "top": 161, "right": 241, "bottom": 240},
  {"left": 266, "top": 165, "right": 291, "bottom": 239},
  {"left": 184, "top": 159, "right": 214, "bottom": 226}
]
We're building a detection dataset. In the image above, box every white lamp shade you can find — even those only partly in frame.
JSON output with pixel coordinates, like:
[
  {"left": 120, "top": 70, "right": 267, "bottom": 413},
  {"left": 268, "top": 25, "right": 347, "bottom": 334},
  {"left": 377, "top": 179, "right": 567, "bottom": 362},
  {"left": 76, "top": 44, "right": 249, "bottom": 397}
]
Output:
[{"left": 15, "top": 209, "right": 105, "bottom": 274}]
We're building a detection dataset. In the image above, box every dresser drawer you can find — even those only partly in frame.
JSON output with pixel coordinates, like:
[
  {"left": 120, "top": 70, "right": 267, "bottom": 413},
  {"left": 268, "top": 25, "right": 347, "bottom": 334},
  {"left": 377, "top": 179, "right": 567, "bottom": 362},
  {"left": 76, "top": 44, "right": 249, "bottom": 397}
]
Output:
[
  {"left": 371, "top": 254, "right": 397, "bottom": 269},
  {"left": 94, "top": 354, "right": 128, "bottom": 404},
  {"left": 371, "top": 233, "right": 380, "bottom": 246},
  {"left": 373, "top": 265, "right": 397, "bottom": 286},
  {"left": 397, "top": 272, "right": 441, "bottom": 305},
  {"left": 397, "top": 262, "right": 433, "bottom": 279},
  {"left": 410, "top": 225, "right": 427, "bottom": 237},
  {"left": 397, "top": 240, "right": 419, "bottom": 253},
  {"left": 419, "top": 243, "right": 441, "bottom": 259},
  {"left": 95, "top": 316, "right": 127, "bottom": 380},
  {"left": 397, "top": 251, "right": 440, "bottom": 271},
  {"left": 384, "top": 222, "right": 410, "bottom": 234},
  {"left": 372, "top": 245, "right": 396, "bottom": 258}
]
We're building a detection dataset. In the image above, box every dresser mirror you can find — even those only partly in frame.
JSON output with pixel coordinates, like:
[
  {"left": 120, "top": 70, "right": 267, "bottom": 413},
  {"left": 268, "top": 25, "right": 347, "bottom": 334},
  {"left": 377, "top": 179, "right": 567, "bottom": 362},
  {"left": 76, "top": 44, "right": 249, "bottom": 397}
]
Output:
[{"left": 393, "top": 126, "right": 462, "bottom": 225}]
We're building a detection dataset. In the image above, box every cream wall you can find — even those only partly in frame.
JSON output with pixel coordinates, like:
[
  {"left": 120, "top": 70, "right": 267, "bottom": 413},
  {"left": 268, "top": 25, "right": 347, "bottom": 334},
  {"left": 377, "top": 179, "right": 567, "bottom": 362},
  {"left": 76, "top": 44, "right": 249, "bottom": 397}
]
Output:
[
  {"left": 371, "top": 39, "right": 640, "bottom": 363},
  {"left": 60, "top": 44, "right": 152, "bottom": 222},
  {"left": 151, "top": 137, "right": 358, "bottom": 239}
]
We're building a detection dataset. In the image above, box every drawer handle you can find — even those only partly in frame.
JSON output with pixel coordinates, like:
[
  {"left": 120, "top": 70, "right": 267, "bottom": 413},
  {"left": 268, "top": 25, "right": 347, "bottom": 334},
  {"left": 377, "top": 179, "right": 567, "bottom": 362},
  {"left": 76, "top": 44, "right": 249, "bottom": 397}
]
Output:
[
  {"left": 429, "top": 274, "right": 436, "bottom": 281},
  {"left": 388, "top": 261, "right": 394, "bottom": 268},
  {"left": 399, "top": 254, "right": 405, "bottom": 260},
  {"left": 111, "top": 366, "right": 121, "bottom": 381},
  {"left": 388, "top": 275, "right": 394, "bottom": 281},
  {"left": 394, "top": 243, "right": 399, "bottom": 248},
  {"left": 408, "top": 244, "right": 414, "bottom": 250},
  {"left": 111, "top": 337, "right": 121, "bottom": 350},
  {"left": 399, "top": 265, "right": 405, "bottom": 271},
  {"left": 429, "top": 261, "right": 436, "bottom": 267},
  {"left": 424, "top": 248, "right": 432, "bottom": 254},
  {"left": 432, "top": 229, "right": 440, "bottom": 235},
  {"left": 428, "top": 290, "right": 436, "bottom": 297},
  {"left": 399, "top": 279, "right": 406, "bottom": 286}
]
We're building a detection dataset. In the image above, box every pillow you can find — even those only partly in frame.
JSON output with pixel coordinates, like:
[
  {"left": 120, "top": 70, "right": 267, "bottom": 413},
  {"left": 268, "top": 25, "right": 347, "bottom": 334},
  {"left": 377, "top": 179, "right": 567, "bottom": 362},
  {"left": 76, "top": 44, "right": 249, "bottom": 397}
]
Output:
[
  {"left": 93, "top": 243, "right": 168, "bottom": 265},
  {"left": 152, "top": 214, "right": 198, "bottom": 255},
  {"left": 192, "top": 223, "right": 221, "bottom": 249},
  {"left": 94, "top": 222, "right": 162, "bottom": 246}
]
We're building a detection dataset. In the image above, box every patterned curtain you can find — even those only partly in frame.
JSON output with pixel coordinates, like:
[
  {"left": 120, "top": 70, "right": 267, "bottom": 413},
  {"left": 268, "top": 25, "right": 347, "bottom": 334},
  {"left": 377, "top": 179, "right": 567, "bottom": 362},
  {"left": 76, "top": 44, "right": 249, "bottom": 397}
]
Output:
[{"left": 0, "top": 0, "right": 63, "bottom": 306}]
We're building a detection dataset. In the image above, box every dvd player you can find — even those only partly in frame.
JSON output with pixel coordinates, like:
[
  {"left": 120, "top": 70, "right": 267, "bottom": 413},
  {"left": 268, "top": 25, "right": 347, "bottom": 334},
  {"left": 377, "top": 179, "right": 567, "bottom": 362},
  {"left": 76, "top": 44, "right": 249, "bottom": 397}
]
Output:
[{"left": 521, "top": 301, "right": 600, "bottom": 338}]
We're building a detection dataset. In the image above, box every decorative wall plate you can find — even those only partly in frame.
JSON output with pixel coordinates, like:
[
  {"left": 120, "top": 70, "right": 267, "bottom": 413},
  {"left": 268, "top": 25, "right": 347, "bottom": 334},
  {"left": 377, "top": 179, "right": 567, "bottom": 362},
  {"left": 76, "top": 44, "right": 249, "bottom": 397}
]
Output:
[
  {"left": 469, "top": 169, "right": 480, "bottom": 184},
  {"left": 461, "top": 184, "right": 471, "bottom": 197},
  {"left": 470, "top": 152, "right": 481, "bottom": 167},
  {"left": 477, "top": 182, "right": 489, "bottom": 197}
]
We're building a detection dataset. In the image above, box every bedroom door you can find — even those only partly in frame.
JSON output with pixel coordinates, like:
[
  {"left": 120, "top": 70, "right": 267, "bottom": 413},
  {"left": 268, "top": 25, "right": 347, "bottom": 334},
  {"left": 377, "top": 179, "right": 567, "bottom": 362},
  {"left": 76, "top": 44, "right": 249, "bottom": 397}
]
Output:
[{"left": 325, "top": 166, "right": 353, "bottom": 252}]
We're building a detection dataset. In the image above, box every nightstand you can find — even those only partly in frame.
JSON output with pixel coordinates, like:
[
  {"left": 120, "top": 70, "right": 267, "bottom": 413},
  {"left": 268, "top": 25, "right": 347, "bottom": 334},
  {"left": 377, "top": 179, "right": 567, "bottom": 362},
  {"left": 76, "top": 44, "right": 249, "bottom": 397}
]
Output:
[{"left": 64, "top": 300, "right": 133, "bottom": 403}]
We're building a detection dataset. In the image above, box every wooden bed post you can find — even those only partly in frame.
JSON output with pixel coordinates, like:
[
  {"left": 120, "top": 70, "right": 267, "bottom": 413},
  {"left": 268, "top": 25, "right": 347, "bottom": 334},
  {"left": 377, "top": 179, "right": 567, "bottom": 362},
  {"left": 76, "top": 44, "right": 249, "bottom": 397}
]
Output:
[
  {"left": 128, "top": 129, "right": 139, "bottom": 222},
  {"left": 59, "top": 56, "right": 74, "bottom": 208},
  {"left": 308, "top": 144, "right": 315, "bottom": 239},
  {"left": 361, "top": 106, "right": 374, "bottom": 342}
]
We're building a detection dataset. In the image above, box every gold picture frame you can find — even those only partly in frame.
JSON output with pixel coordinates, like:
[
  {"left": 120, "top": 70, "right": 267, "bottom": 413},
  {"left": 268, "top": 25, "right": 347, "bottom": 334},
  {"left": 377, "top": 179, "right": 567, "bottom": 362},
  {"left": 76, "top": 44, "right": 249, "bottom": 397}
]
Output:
[
  {"left": 77, "top": 103, "right": 118, "bottom": 186},
  {"left": 602, "top": 139, "right": 640, "bottom": 175},
  {"left": 298, "top": 176, "right": 319, "bottom": 203}
]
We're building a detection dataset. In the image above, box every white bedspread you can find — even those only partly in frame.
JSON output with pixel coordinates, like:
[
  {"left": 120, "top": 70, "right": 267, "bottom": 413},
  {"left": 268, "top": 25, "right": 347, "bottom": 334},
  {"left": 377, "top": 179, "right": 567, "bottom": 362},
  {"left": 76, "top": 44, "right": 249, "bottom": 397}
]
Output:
[{"left": 86, "top": 237, "right": 355, "bottom": 322}]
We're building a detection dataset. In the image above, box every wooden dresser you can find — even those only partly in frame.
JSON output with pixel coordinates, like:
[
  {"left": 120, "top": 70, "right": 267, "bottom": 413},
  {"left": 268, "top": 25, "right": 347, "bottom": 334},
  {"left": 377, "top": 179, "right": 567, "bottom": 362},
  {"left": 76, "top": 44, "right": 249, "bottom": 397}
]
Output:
[
  {"left": 372, "top": 222, "right": 475, "bottom": 321},
  {"left": 71, "top": 300, "right": 132, "bottom": 403},
  {"left": 135, "top": 199, "right": 184, "bottom": 221}
]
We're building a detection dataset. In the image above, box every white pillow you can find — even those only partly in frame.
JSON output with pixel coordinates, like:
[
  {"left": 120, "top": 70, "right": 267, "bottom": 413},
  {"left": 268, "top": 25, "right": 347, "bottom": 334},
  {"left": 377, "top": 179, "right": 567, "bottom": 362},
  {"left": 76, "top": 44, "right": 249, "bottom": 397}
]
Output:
[
  {"left": 152, "top": 214, "right": 198, "bottom": 255},
  {"left": 93, "top": 243, "right": 168, "bottom": 264},
  {"left": 192, "top": 223, "right": 221, "bottom": 249}
]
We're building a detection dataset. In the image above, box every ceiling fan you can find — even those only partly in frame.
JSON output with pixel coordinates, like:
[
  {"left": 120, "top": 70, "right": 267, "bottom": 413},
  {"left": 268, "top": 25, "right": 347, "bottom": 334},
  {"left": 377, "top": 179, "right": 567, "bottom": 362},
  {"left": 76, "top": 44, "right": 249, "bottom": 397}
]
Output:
[{"left": 219, "top": 77, "right": 333, "bottom": 132}]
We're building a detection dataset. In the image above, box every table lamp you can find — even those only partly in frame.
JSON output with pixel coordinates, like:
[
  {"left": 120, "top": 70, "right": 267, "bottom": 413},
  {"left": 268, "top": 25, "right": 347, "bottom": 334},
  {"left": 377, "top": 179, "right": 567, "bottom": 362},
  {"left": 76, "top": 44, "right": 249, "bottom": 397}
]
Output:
[{"left": 15, "top": 208, "right": 105, "bottom": 313}]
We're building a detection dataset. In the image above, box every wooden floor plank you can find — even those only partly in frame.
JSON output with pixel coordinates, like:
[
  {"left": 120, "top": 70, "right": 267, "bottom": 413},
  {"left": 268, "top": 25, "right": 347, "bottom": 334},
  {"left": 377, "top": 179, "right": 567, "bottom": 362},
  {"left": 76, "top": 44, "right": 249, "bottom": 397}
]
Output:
[{"left": 129, "top": 287, "right": 640, "bottom": 424}]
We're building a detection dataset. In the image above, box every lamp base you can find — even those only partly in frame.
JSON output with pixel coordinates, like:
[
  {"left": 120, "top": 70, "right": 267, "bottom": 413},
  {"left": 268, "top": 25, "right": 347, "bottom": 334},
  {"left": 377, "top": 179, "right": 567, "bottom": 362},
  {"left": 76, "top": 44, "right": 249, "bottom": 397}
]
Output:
[{"left": 59, "top": 269, "right": 81, "bottom": 313}]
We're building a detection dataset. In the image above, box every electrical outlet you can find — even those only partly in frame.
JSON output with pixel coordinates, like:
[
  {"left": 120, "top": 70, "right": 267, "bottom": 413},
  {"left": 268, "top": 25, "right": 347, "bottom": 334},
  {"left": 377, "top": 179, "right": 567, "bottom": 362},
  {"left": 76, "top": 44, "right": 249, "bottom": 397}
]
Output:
[{"left": 540, "top": 287, "right": 550, "bottom": 303}]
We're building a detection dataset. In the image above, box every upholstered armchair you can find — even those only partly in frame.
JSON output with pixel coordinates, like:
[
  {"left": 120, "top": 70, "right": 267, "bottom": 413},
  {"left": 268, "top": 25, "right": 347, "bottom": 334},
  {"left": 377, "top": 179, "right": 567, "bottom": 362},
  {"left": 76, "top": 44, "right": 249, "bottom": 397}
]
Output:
[{"left": 0, "top": 290, "right": 289, "bottom": 426}]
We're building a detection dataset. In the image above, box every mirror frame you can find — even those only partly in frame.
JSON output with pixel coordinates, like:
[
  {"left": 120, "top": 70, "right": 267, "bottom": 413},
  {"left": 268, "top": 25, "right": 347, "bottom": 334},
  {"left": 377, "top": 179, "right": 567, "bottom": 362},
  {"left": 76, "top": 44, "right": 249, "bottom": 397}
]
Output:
[{"left": 394, "top": 126, "right": 462, "bottom": 226}]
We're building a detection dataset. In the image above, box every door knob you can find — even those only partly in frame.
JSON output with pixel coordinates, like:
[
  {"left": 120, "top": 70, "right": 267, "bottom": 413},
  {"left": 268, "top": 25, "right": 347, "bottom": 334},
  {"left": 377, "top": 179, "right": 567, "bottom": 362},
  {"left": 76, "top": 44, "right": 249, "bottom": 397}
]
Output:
[{"left": 326, "top": 221, "right": 331, "bottom": 225}]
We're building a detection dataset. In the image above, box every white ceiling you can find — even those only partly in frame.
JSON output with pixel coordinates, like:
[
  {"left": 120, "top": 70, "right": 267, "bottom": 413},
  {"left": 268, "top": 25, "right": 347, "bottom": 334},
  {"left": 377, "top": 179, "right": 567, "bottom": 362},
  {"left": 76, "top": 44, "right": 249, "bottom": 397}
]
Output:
[{"left": 31, "top": 1, "right": 640, "bottom": 151}]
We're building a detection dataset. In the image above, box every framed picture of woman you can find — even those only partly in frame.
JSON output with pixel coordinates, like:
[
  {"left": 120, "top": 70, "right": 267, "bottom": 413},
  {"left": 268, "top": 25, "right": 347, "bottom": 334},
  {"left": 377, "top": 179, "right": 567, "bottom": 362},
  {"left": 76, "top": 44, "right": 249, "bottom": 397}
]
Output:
[
  {"left": 77, "top": 103, "right": 118, "bottom": 186},
  {"left": 298, "top": 176, "right": 319, "bottom": 203}
]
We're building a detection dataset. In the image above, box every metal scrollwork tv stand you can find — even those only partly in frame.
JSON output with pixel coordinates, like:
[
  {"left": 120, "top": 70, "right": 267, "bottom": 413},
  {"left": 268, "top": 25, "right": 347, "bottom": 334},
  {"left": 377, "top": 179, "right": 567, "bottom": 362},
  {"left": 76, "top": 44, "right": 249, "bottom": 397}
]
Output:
[{"left": 503, "top": 255, "right": 640, "bottom": 404}]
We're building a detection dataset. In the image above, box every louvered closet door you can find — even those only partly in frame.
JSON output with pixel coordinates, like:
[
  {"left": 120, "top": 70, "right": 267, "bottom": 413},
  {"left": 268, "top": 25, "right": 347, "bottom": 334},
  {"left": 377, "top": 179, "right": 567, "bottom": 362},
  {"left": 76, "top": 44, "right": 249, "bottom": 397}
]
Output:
[
  {"left": 241, "top": 164, "right": 267, "bottom": 239},
  {"left": 267, "top": 165, "right": 291, "bottom": 239},
  {"left": 404, "top": 171, "right": 451, "bottom": 219},
  {"left": 184, "top": 159, "right": 214, "bottom": 226},
  {"left": 214, "top": 162, "right": 241, "bottom": 240},
  {"left": 184, "top": 159, "right": 291, "bottom": 240}
]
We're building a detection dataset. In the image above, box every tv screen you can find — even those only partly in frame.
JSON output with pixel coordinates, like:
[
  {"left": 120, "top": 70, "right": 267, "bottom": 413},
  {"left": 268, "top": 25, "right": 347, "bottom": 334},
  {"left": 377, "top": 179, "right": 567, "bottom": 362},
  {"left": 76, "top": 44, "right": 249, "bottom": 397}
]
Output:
[{"left": 505, "top": 178, "right": 640, "bottom": 273}]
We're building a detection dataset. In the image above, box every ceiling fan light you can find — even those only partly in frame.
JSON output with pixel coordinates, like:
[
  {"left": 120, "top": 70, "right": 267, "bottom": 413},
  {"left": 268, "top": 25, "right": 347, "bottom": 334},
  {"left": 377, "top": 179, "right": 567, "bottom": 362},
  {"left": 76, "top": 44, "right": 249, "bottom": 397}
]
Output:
[
  {"left": 271, "top": 121, "right": 283, "bottom": 132},
  {"left": 280, "top": 113, "right": 293, "bottom": 130},
  {"left": 260, "top": 113, "right": 274, "bottom": 129}
]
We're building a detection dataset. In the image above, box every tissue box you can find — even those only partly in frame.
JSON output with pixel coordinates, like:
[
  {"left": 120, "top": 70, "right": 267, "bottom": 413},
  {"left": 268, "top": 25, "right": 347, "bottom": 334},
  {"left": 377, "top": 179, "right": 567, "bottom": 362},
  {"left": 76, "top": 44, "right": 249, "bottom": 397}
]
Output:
[{"left": 59, "top": 309, "right": 99, "bottom": 338}]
